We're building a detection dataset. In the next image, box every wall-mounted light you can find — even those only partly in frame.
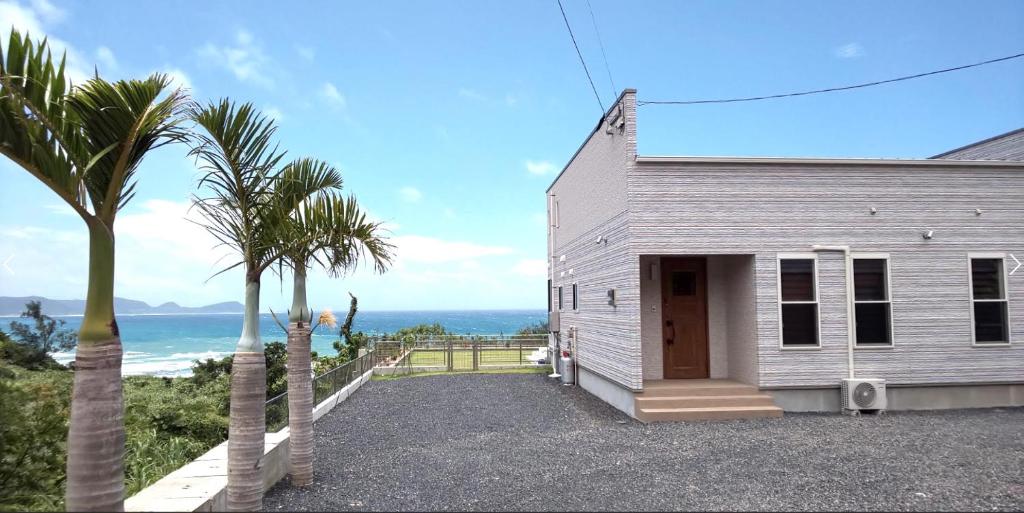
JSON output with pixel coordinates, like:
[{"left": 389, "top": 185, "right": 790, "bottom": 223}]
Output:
[
  {"left": 559, "top": 255, "right": 566, "bottom": 263},
  {"left": 975, "top": 208, "right": 983, "bottom": 216},
  {"left": 568, "top": 268, "right": 575, "bottom": 276},
  {"left": 560, "top": 271, "right": 566, "bottom": 278},
  {"left": 595, "top": 235, "right": 607, "bottom": 245},
  {"left": 870, "top": 207, "right": 877, "bottom": 215},
  {"left": 922, "top": 230, "right": 934, "bottom": 240}
]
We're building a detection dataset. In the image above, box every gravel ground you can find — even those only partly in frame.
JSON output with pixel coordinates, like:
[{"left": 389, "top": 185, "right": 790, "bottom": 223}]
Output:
[{"left": 263, "top": 374, "right": 1024, "bottom": 512}]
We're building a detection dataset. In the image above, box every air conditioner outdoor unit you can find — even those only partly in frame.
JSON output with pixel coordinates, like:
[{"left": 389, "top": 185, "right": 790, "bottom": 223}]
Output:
[{"left": 841, "top": 378, "right": 887, "bottom": 413}]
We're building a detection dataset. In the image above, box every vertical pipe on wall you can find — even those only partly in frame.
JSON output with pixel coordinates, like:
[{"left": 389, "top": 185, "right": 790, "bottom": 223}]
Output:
[{"left": 812, "top": 245, "right": 856, "bottom": 379}]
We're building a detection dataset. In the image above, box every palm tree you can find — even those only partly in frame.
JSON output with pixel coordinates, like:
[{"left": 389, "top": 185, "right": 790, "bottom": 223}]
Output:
[
  {"left": 187, "top": 101, "right": 341, "bottom": 511},
  {"left": 0, "top": 31, "right": 186, "bottom": 511},
  {"left": 274, "top": 160, "right": 392, "bottom": 486}
]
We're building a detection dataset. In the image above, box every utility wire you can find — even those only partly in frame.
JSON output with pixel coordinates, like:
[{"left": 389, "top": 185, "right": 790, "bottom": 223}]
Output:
[
  {"left": 557, "top": 0, "right": 605, "bottom": 114},
  {"left": 639, "top": 51, "right": 1024, "bottom": 106},
  {"left": 585, "top": 0, "right": 616, "bottom": 99}
]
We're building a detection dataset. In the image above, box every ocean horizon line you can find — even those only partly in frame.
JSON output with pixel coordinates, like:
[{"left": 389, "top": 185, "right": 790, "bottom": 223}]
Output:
[{"left": 0, "top": 307, "right": 547, "bottom": 319}]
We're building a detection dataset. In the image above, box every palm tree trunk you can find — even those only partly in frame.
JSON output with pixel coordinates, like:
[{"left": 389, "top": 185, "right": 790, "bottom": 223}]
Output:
[
  {"left": 66, "top": 219, "right": 124, "bottom": 512},
  {"left": 227, "top": 278, "right": 266, "bottom": 512},
  {"left": 286, "top": 268, "right": 314, "bottom": 486},
  {"left": 286, "top": 322, "right": 313, "bottom": 486}
]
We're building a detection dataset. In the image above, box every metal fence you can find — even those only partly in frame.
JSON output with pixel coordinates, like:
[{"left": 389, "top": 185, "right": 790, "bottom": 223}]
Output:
[
  {"left": 265, "top": 349, "right": 378, "bottom": 432},
  {"left": 371, "top": 334, "right": 548, "bottom": 375}
]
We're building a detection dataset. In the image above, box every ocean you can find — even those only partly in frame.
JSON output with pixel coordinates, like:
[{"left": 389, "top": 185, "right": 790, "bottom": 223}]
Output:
[{"left": 32, "top": 310, "right": 547, "bottom": 377}]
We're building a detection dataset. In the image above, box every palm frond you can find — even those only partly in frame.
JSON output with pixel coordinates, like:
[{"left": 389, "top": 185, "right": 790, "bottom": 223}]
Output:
[
  {"left": 188, "top": 100, "right": 288, "bottom": 278},
  {"left": 68, "top": 73, "right": 188, "bottom": 221},
  {"left": 0, "top": 30, "right": 88, "bottom": 217},
  {"left": 300, "top": 192, "right": 393, "bottom": 277}
]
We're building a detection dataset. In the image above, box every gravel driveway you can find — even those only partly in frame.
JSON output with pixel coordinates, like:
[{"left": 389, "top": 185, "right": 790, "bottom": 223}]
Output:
[{"left": 263, "top": 373, "right": 1024, "bottom": 512}]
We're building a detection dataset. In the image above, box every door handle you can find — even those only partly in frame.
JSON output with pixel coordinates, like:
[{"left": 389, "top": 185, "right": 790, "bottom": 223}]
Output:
[{"left": 665, "top": 320, "right": 675, "bottom": 345}]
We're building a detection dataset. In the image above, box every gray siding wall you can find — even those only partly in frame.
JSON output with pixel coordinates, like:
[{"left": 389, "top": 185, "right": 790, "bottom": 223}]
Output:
[
  {"left": 724, "top": 255, "right": 759, "bottom": 386},
  {"left": 555, "top": 212, "right": 641, "bottom": 389},
  {"left": 550, "top": 91, "right": 642, "bottom": 390},
  {"left": 933, "top": 129, "right": 1024, "bottom": 161},
  {"left": 630, "top": 161, "right": 1024, "bottom": 388}
]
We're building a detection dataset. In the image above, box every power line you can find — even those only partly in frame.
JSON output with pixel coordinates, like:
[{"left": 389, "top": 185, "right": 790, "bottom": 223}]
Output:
[
  {"left": 585, "top": 0, "right": 616, "bottom": 99},
  {"left": 639, "top": 51, "right": 1024, "bottom": 106},
  {"left": 557, "top": 0, "right": 605, "bottom": 114}
]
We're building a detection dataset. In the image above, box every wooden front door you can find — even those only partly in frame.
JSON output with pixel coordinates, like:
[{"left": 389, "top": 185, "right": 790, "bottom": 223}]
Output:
[{"left": 661, "top": 257, "right": 709, "bottom": 379}]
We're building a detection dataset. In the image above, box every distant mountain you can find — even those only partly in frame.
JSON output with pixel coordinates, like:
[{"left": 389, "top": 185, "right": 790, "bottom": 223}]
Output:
[{"left": 0, "top": 296, "right": 245, "bottom": 316}]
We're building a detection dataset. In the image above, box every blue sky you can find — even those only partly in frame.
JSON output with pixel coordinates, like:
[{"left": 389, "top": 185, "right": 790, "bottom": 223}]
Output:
[{"left": 0, "top": 0, "right": 1021, "bottom": 311}]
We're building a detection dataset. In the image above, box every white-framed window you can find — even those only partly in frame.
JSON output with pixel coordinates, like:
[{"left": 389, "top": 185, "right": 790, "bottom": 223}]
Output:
[
  {"left": 968, "top": 253, "right": 1011, "bottom": 345},
  {"left": 572, "top": 282, "right": 578, "bottom": 311},
  {"left": 853, "top": 255, "right": 893, "bottom": 347},
  {"left": 777, "top": 254, "right": 820, "bottom": 348},
  {"left": 558, "top": 285, "right": 564, "bottom": 311}
]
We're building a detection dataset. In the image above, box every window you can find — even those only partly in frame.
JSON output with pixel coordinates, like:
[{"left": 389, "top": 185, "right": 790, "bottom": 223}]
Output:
[
  {"left": 853, "top": 257, "right": 892, "bottom": 346},
  {"left": 558, "top": 286, "right": 564, "bottom": 311},
  {"left": 572, "top": 283, "right": 578, "bottom": 311},
  {"left": 548, "top": 279, "right": 552, "bottom": 312},
  {"left": 970, "top": 257, "right": 1010, "bottom": 344},
  {"left": 672, "top": 271, "right": 696, "bottom": 296},
  {"left": 779, "top": 257, "right": 819, "bottom": 347}
]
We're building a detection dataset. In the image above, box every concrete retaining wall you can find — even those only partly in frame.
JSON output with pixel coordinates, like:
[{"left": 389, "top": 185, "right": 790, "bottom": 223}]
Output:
[
  {"left": 125, "top": 369, "right": 374, "bottom": 512},
  {"left": 768, "top": 383, "right": 1024, "bottom": 412}
]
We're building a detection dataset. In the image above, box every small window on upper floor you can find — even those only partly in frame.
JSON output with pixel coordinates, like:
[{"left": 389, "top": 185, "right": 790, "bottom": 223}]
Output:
[
  {"left": 970, "top": 257, "right": 1010, "bottom": 344},
  {"left": 558, "top": 285, "right": 564, "bottom": 311},
  {"left": 572, "top": 283, "right": 578, "bottom": 311}
]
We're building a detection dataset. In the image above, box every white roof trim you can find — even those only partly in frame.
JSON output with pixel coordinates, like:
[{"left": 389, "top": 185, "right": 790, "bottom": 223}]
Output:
[{"left": 636, "top": 155, "right": 1024, "bottom": 167}]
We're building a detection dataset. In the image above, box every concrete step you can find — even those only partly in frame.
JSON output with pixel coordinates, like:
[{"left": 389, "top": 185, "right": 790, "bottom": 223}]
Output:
[
  {"left": 638, "top": 405, "right": 784, "bottom": 422},
  {"left": 637, "top": 383, "right": 759, "bottom": 398},
  {"left": 635, "top": 394, "right": 777, "bottom": 409}
]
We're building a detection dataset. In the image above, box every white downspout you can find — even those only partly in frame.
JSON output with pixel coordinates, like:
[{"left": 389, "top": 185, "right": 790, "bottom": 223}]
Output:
[
  {"left": 548, "top": 193, "right": 561, "bottom": 378},
  {"left": 811, "top": 245, "right": 856, "bottom": 379}
]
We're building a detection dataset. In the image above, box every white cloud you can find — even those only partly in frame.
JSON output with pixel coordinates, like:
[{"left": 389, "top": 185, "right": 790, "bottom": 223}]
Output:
[
  {"left": 504, "top": 93, "right": 518, "bottom": 107},
  {"left": 95, "top": 46, "right": 117, "bottom": 72},
  {"left": 0, "top": 0, "right": 89, "bottom": 83},
  {"left": 458, "top": 88, "right": 486, "bottom": 101},
  {"left": 197, "top": 29, "right": 273, "bottom": 87},
  {"left": 834, "top": 42, "right": 865, "bottom": 59},
  {"left": 263, "top": 105, "right": 285, "bottom": 122},
  {"left": 525, "top": 160, "right": 557, "bottom": 176},
  {"left": 295, "top": 45, "right": 315, "bottom": 62},
  {"left": 512, "top": 258, "right": 547, "bottom": 278},
  {"left": 43, "top": 203, "right": 76, "bottom": 216},
  {"left": 442, "top": 207, "right": 456, "bottom": 219},
  {"left": 398, "top": 186, "right": 422, "bottom": 203},
  {"left": 391, "top": 235, "right": 514, "bottom": 264},
  {"left": 29, "top": 0, "right": 62, "bottom": 23},
  {"left": 160, "top": 67, "right": 193, "bottom": 91},
  {"left": 319, "top": 82, "right": 347, "bottom": 108}
]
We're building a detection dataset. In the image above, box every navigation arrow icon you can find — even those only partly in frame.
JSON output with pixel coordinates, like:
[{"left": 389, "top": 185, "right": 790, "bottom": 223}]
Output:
[{"left": 1011, "top": 254, "right": 1021, "bottom": 275}]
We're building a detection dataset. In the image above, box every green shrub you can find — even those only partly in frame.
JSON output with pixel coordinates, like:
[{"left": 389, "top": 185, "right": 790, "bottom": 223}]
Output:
[{"left": 0, "top": 365, "right": 71, "bottom": 512}]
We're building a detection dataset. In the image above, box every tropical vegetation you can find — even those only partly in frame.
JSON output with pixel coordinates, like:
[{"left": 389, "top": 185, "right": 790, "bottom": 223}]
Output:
[
  {"left": 0, "top": 300, "right": 545, "bottom": 511},
  {"left": 273, "top": 165, "right": 392, "bottom": 486},
  {"left": 1, "top": 28, "right": 394, "bottom": 511},
  {"left": 1, "top": 30, "right": 187, "bottom": 511}
]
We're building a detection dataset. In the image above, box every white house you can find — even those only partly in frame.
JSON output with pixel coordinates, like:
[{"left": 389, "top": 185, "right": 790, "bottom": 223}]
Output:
[{"left": 547, "top": 89, "right": 1023, "bottom": 421}]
